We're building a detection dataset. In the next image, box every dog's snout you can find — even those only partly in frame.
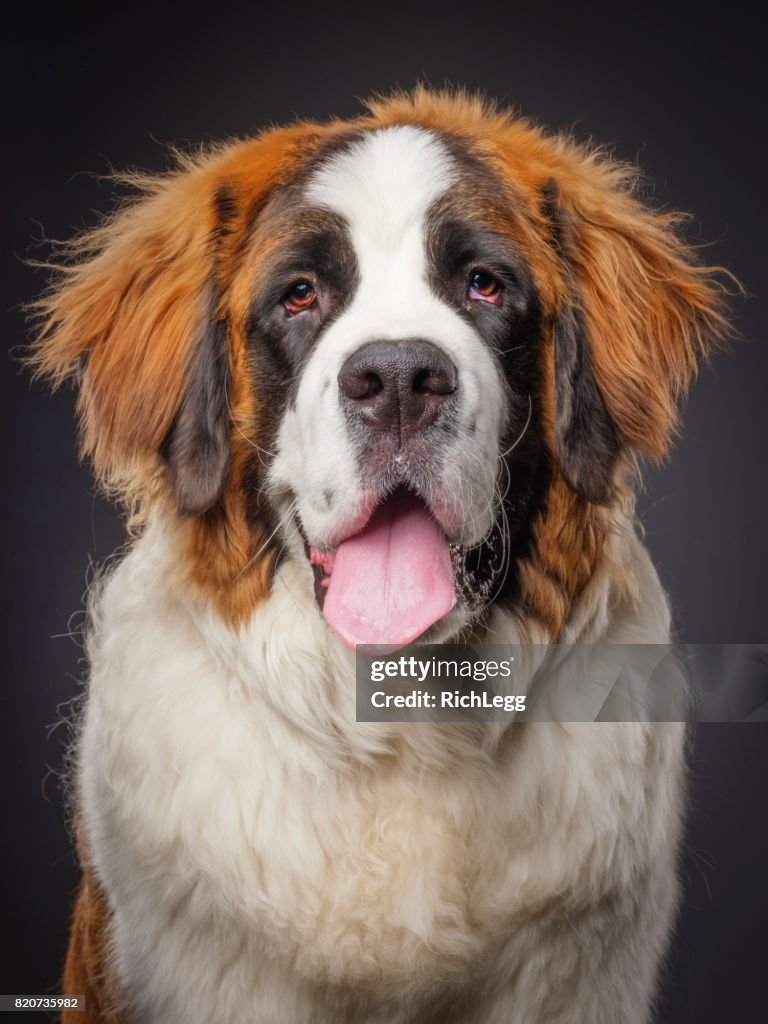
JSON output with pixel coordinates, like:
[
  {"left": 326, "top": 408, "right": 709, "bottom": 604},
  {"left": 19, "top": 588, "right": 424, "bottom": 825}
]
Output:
[{"left": 338, "top": 340, "right": 457, "bottom": 441}]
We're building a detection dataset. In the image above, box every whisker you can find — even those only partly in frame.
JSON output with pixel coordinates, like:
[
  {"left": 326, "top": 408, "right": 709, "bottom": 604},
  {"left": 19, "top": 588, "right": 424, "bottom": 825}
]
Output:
[
  {"left": 233, "top": 426, "right": 277, "bottom": 466},
  {"left": 498, "top": 395, "right": 533, "bottom": 459},
  {"left": 450, "top": 397, "right": 532, "bottom": 537},
  {"left": 498, "top": 445, "right": 514, "bottom": 506},
  {"left": 233, "top": 499, "right": 298, "bottom": 582},
  {"left": 227, "top": 399, "right": 277, "bottom": 468},
  {"left": 495, "top": 344, "right": 525, "bottom": 358}
]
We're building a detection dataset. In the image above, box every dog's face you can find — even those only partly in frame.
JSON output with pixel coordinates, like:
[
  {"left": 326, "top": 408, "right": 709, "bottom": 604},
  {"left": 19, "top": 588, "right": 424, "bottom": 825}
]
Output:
[
  {"left": 273, "top": 127, "right": 513, "bottom": 552},
  {"left": 262, "top": 126, "right": 548, "bottom": 647},
  {"left": 30, "top": 91, "right": 727, "bottom": 646}
]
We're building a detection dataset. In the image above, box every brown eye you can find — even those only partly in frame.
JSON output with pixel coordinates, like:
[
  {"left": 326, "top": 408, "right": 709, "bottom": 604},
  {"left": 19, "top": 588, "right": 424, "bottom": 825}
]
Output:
[
  {"left": 468, "top": 270, "right": 501, "bottom": 304},
  {"left": 284, "top": 280, "right": 317, "bottom": 314}
]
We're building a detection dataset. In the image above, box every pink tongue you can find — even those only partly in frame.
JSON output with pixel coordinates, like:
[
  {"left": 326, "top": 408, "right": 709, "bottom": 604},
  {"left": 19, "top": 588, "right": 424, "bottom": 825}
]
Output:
[{"left": 323, "top": 491, "right": 455, "bottom": 651}]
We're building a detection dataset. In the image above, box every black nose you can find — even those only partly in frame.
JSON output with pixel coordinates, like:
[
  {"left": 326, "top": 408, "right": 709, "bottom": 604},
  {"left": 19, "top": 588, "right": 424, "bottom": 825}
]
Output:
[{"left": 338, "top": 340, "right": 458, "bottom": 442}]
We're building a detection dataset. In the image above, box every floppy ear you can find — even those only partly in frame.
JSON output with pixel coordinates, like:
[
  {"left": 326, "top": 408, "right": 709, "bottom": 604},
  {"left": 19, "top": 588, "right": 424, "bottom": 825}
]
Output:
[
  {"left": 160, "top": 311, "right": 231, "bottom": 516},
  {"left": 543, "top": 172, "right": 731, "bottom": 504},
  {"left": 27, "top": 161, "right": 232, "bottom": 515}
]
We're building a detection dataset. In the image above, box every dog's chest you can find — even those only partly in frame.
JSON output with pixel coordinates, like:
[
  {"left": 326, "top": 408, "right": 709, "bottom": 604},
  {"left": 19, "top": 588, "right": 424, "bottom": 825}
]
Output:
[
  {"left": 82, "top": 550, "right": 681, "bottom": 1019},
  {"left": 99, "top": 737, "right": 523, "bottom": 994},
  {"left": 91, "top": 700, "right": 656, "bottom": 1017}
]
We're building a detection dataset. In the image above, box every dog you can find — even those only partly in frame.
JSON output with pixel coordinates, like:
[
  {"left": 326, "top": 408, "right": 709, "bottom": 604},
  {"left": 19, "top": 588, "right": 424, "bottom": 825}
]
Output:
[{"left": 30, "top": 88, "right": 729, "bottom": 1023}]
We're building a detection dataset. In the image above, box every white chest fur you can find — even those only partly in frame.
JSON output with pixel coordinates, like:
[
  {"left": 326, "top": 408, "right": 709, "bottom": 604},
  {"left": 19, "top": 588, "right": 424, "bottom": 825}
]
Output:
[{"left": 77, "top": 523, "right": 684, "bottom": 1023}]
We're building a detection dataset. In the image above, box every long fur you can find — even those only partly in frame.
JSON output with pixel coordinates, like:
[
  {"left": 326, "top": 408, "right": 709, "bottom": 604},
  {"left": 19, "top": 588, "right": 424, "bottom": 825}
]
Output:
[{"left": 27, "top": 89, "right": 732, "bottom": 1024}]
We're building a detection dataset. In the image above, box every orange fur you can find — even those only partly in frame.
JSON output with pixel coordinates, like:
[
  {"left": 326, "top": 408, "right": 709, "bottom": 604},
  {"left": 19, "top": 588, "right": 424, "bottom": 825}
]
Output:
[
  {"left": 363, "top": 87, "right": 731, "bottom": 457},
  {"left": 28, "top": 88, "right": 732, "bottom": 631},
  {"left": 520, "top": 483, "right": 612, "bottom": 638},
  {"left": 29, "top": 89, "right": 734, "bottom": 1012},
  {"left": 62, "top": 861, "right": 125, "bottom": 1024},
  {"left": 27, "top": 124, "right": 330, "bottom": 618},
  {"left": 360, "top": 88, "right": 730, "bottom": 631}
]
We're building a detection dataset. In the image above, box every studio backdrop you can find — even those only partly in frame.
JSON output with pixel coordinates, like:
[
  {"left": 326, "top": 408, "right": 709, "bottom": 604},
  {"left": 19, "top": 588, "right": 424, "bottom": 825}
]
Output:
[{"left": 3, "top": 4, "right": 766, "bottom": 1022}]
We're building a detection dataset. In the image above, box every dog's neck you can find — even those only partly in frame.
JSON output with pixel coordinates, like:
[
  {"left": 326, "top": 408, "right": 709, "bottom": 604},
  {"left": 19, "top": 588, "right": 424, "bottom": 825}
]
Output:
[{"left": 102, "top": 505, "right": 669, "bottom": 776}]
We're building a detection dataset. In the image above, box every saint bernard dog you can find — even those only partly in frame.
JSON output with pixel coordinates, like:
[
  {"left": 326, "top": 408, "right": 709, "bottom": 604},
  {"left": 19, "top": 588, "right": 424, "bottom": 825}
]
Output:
[{"left": 30, "top": 89, "right": 730, "bottom": 1023}]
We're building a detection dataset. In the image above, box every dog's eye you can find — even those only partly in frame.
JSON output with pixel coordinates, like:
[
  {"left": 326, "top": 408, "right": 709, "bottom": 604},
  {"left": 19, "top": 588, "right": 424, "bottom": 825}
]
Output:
[
  {"left": 468, "top": 270, "right": 502, "bottom": 304},
  {"left": 284, "top": 280, "right": 317, "bottom": 315}
]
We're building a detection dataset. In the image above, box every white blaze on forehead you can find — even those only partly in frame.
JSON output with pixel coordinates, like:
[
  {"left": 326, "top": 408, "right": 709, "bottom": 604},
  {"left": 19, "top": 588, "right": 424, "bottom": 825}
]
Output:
[
  {"left": 270, "top": 123, "right": 505, "bottom": 555},
  {"left": 306, "top": 125, "right": 456, "bottom": 273}
]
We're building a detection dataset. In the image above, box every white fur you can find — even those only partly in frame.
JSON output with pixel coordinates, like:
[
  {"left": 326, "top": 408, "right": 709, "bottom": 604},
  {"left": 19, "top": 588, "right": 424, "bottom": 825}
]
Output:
[
  {"left": 77, "top": 512, "right": 684, "bottom": 1024},
  {"left": 270, "top": 127, "right": 507, "bottom": 554},
  {"left": 73, "top": 126, "right": 685, "bottom": 1022}
]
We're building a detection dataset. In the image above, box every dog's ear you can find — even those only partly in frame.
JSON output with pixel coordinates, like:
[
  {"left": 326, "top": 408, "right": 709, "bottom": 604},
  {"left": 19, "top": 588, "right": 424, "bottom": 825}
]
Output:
[
  {"left": 542, "top": 173, "right": 731, "bottom": 504},
  {"left": 159, "top": 309, "right": 231, "bottom": 516},
  {"left": 543, "top": 181, "right": 620, "bottom": 504},
  {"left": 27, "top": 161, "right": 235, "bottom": 515}
]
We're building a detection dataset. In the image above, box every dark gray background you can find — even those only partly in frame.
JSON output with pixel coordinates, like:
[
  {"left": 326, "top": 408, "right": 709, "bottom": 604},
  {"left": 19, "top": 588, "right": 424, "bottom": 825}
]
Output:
[{"left": 3, "top": 2, "right": 766, "bottom": 1020}]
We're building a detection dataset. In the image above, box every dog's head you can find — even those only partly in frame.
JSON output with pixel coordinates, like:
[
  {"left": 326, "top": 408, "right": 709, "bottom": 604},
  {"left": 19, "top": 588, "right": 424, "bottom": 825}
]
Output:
[{"left": 29, "top": 90, "right": 730, "bottom": 647}]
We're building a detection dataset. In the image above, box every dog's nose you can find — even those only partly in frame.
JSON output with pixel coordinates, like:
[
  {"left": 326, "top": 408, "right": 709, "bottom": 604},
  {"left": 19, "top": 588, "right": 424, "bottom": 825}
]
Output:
[{"left": 338, "top": 340, "right": 457, "bottom": 442}]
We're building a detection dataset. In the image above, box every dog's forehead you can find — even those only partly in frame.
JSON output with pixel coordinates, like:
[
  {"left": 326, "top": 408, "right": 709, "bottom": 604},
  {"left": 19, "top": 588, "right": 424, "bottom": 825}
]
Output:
[{"left": 305, "top": 125, "right": 457, "bottom": 244}]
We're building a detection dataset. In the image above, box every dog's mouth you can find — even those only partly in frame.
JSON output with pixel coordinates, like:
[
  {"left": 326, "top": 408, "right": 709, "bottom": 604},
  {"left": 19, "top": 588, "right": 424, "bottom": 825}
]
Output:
[{"left": 308, "top": 487, "right": 456, "bottom": 651}]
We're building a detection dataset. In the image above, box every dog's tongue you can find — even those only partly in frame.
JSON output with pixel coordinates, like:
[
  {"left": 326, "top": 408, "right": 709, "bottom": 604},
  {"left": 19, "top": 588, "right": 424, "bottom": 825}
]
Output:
[{"left": 323, "top": 491, "right": 455, "bottom": 651}]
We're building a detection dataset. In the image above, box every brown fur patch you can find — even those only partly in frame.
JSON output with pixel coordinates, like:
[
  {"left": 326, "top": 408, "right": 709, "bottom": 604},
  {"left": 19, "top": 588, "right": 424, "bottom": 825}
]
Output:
[
  {"left": 30, "top": 92, "right": 736, "bottom": 1017},
  {"left": 62, "top": 863, "right": 125, "bottom": 1024},
  {"left": 28, "top": 88, "right": 733, "bottom": 631},
  {"left": 364, "top": 88, "right": 730, "bottom": 633},
  {"left": 519, "top": 479, "right": 612, "bottom": 638}
]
